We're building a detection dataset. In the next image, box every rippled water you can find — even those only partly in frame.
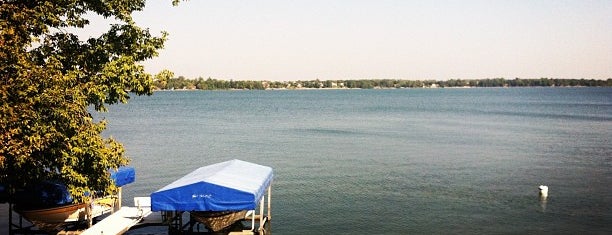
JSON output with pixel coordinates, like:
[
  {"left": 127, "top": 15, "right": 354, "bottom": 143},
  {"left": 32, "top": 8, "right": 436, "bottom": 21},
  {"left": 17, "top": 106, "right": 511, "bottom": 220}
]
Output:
[{"left": 2, "top": 88, "right": 611, "bottom": 234}]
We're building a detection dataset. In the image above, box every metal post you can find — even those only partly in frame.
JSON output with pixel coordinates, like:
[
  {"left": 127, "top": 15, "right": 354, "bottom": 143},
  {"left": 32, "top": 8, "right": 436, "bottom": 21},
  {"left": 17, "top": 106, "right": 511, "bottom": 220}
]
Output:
[
  {"left": 86, "top": 197, "right": 93, "bottom": 228},
  {"left": 249, "top": 210, "right": 255, "bottom": 232},
  {"left": 259, "top": 196, "right": 264, "bottom": 231},
  {"left": 267, "top": 185, "right": 272, "bottom": 219},
  {"left": 117, "top": 187, "right": 122, "bottom": 212}
]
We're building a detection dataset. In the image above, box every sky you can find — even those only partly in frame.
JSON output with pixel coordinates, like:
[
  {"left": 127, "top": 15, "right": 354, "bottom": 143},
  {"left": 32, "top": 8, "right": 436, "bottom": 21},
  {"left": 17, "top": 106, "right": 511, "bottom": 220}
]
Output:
[{"left": 93, "top": 0, "right": 612, "bottom": 81}]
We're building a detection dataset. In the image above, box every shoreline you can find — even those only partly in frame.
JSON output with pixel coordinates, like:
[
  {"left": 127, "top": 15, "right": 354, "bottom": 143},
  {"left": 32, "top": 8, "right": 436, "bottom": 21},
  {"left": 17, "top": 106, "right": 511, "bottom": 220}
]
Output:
[{"left": 153, "top": 85, "right": 606, "bottom": 92}]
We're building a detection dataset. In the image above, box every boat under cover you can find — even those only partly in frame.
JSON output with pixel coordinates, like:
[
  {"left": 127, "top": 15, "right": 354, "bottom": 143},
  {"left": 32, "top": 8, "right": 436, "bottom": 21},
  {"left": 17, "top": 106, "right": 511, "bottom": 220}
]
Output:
[
  {"left": 10, "top": 166, "right": 136, "bottom": 232},
  {"left": 150, "top": 159, "right": 273, "bottom": 212}
]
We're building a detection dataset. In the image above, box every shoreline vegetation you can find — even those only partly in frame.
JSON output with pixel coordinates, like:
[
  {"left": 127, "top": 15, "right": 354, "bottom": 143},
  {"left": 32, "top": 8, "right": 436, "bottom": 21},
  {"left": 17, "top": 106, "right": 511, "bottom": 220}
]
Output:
[{"left": 155, "top": 77, "right": 611, "bottom": 91}]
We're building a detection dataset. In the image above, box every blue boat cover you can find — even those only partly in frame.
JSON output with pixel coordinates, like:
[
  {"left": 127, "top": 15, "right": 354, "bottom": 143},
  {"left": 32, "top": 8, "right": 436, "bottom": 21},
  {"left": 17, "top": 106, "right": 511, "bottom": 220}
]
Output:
[
  {"left": 110, "top": 166, "right": 136, "bottom": 187},
  {"left": 13, "top": 181, "right": 73, "bottom": 209},
  {"left": 151, "top": 159, "right": 273, "bottom": 212},
  {"left": 0, "top": 184, "right": 7, "bottom": 203}
]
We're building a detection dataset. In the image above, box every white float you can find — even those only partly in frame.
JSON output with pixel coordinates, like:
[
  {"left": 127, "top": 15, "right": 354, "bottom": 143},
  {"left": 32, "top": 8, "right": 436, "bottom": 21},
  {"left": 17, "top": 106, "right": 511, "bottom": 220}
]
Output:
[{"left": 539, "top": 185, "right": 548, "bottom": 198}]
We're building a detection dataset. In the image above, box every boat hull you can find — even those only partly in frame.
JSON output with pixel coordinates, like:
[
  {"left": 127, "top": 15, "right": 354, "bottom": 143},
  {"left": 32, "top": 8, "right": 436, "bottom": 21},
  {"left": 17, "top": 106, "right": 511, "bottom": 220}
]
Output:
[
  {"left": 191, "top": 210, "right": 248, "bottom": 232},
  {"left": 16, "top": 203, "right": 87, "bottom": 232},
  {"left": 15, "top": 197, "right": 116, "bottom": 232}
]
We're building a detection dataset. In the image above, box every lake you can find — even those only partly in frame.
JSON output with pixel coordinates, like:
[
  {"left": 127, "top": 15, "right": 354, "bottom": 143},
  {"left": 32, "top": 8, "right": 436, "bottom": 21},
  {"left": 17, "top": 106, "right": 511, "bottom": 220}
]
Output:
[{"left": 2, "top": 87, "right": 611, "bottom": 234}]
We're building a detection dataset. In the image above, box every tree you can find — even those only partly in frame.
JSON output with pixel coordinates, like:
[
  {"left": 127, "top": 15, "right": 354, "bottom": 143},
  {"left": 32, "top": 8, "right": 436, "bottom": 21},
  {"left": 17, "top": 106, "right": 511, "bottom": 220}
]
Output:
[
  {"left": 0, "top": 0, "right": 172, "bottom": 202},
  {"left": 153, "top": 69, "right": 174, "bottom": 90}
]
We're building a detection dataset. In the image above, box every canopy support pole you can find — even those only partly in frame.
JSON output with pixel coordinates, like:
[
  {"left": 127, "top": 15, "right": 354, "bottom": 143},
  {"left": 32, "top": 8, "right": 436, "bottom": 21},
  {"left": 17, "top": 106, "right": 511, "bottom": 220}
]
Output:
[
  {"left": 116, "top": 187, "right": 122, "bottom": 212},
  {"left": 267, "top": 184, "right": 272, "bottom": 219},
  {"left": 258, "top": 196, "right": 264, "bottom": 231}
]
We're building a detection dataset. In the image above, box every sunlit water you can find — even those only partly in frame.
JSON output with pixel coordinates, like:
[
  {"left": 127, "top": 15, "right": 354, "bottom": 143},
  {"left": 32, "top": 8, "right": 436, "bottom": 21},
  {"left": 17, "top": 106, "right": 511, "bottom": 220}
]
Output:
[{"left": 2, "top": 88, "right": 611, "bottom": 234}]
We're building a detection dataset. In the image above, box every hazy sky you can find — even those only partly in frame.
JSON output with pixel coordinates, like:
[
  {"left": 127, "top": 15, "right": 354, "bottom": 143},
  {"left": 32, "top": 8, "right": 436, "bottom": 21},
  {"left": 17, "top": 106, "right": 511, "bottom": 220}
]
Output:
[{"left": 104, "top": 0, "right": 611, "bottom": 81}]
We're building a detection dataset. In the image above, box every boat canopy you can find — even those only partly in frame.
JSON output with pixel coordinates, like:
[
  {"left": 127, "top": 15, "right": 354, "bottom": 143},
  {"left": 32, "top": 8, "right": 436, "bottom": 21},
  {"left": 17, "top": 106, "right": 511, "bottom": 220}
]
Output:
[
  {"left": 150, "top": 159, "right": 273, "bottom": 212},
  {"left": 110, "top": 166, "right": 136, "bottom": 187}
]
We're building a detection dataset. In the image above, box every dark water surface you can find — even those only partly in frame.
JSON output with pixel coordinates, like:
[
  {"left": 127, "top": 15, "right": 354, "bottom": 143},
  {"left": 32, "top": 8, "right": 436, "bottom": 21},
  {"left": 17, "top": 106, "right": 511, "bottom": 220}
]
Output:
[{"left": 2, "top": 88, "right": 611, "bottom": 234}]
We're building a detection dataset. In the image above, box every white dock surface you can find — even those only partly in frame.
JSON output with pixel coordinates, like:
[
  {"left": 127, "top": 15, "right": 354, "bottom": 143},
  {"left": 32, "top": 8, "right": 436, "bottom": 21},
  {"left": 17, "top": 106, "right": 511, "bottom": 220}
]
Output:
[{"left": 82, "top": 203, "right": 152, "bottom": 235}]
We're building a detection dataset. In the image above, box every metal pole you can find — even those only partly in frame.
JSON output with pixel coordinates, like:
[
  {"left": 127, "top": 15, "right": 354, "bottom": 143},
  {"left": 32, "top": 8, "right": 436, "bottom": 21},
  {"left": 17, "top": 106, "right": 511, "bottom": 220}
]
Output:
[
  {"left": 267, "top": 185, "right": 271, "bottom": 219},
  {"left": 259, "top": 196, "right": 264, "bottom": 231},
  {"left": 86, "top": 197, "right": 93, "bottom": 228},
  {"left": 117, "top": 187, "right": 122, "bottom": 212}
]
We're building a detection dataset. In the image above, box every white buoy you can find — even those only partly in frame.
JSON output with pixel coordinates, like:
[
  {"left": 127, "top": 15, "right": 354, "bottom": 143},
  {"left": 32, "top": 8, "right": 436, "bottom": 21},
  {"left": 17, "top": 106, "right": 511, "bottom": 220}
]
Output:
[{"left": 539, "top": 185, "right": 548, "bottom": 198}]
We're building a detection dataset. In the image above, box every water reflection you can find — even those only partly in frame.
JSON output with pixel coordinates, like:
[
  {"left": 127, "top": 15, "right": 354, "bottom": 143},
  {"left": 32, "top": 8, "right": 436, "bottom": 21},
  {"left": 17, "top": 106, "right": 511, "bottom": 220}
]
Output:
[{"left": 539, "top": 196, "right": 548, "bottom": 213}]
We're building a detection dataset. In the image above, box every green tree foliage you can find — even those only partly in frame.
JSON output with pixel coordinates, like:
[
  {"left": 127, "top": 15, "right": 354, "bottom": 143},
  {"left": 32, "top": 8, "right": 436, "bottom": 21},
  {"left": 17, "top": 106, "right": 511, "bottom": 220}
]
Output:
[
  {"left": 1, "top": 0, "right": 169, "bottom": 202},
  {"left": 152, "top": 69, "right": 174, "bottom": 90}
]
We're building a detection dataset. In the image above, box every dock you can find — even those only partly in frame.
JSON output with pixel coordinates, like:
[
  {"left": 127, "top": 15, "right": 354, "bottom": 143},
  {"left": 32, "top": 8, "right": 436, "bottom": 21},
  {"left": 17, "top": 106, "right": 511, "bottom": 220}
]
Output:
[
  {"left": 81, "top": 197, "right": 154, "bottom": 235},
  {"left": 9, "top": 161, "right": 272, "bottom": 235}
]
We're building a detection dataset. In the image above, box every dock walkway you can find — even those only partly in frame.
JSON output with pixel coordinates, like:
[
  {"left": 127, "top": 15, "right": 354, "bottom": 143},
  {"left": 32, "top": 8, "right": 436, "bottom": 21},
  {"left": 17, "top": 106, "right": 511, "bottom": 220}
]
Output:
[{"left": 81, "top": 197, "right": 153, "bottom": 235}]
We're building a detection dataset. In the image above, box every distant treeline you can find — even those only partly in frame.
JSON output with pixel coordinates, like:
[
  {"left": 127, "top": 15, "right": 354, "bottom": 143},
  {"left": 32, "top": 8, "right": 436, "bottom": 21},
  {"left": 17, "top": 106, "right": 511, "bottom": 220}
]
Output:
[{"left": 154, "top": 77, "right": 611, "bottom": 90}]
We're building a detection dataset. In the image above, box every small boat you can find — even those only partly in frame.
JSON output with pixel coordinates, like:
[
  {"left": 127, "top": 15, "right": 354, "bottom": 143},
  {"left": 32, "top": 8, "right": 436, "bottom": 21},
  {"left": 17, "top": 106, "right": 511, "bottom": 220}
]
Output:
[
  {"left": 15, "top": 197, "right": 116, "bottom": 232},
  {"left": 15, "top": 203, "right": 87, "bottom": 232},
  {"left": 11, "top": 167, "right": 135, "bottom": 233}
]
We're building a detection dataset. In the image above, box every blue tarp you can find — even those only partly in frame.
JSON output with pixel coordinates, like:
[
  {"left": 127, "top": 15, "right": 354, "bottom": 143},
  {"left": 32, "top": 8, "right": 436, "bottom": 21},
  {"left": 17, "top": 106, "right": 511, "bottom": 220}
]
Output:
[
  {"left": 110, "top": 166, "right": 136, "bottom": 187},
  {"left": 13, "top": 181, "right": 73, "bottom": 209},
  {"left": 151, "top": 159, "right": 273, "bottom": 212},
  {"left": 0, "top": 184, "right": 7, "bottom": 203},
  {"left": 2, "top": 167, "right": 135, "bottom": 206}
]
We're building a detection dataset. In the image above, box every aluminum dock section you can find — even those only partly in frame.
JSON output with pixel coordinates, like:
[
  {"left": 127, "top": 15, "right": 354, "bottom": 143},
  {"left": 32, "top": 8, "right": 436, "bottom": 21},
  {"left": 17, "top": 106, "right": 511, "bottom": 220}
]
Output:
[{"left": 81, "top": 197, "right": 153, "bottom": 235}]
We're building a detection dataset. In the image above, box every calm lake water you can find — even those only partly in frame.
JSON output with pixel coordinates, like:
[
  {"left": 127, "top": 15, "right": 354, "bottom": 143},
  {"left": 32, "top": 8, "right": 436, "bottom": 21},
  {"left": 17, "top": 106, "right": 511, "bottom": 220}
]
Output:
[{"left": 2, "top": 87, "right": 611, "bottom": 234}]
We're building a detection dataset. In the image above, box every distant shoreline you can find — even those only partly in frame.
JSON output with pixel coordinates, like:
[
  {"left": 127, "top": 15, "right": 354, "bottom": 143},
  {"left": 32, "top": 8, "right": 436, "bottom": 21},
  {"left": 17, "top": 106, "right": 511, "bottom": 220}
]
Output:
[
  {"left": 154, "top": 78, "right": 610, "bottom": 91},
  {"left": 154, "top": 84, "right": 609, "bottom": 92},
  {"left": 154, "top": 86, "right": 612, "bottom": 92}
]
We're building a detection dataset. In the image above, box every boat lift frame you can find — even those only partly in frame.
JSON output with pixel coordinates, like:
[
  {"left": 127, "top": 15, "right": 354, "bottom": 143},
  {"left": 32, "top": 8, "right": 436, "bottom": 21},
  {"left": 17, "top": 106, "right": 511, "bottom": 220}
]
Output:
[
  {"left": 159, "top": 184, "right": 271, "bottom": 235},
  {"left": 6, "top": 189, "right": 121, "bottom": 235}
]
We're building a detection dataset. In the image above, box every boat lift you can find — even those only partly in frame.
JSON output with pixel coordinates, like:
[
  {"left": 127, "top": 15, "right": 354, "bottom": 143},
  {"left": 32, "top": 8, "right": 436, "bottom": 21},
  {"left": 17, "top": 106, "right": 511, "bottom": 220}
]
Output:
[
  {"left": 5, "top": 160, "right": 272, "bottom": 235},
  {"left": 5, "top": 167, "right": 135, "bottom": 235},
  {"left": 150, "top": 159, "right": 273, "bottom": 234}
]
